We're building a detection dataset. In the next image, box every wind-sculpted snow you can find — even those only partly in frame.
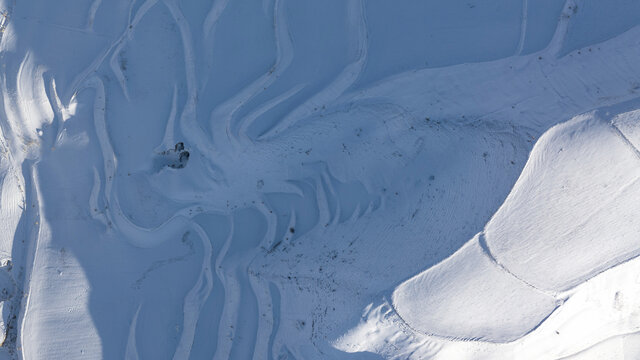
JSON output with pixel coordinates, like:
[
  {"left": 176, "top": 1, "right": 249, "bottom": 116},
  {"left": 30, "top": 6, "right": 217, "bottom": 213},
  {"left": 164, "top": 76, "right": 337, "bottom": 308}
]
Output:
[
  {"left": 392, "top": 235, "right": 558, "bottom": 342},
  {"left": 390, "top": 110, "right": 640, "bottom": 343},
  {"left": 485, "top": 114, "right": 640, "bottom": 291},
  {"left": 2, "top": 0, "right": 640, "bottom": 359}
]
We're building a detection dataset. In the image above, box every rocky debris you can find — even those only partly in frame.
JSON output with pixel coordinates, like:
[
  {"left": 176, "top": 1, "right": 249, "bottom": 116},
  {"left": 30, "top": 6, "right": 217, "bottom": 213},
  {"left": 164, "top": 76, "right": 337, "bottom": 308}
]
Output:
[{"left": 158, "top": 142, "right": 190, "bottom": 169}]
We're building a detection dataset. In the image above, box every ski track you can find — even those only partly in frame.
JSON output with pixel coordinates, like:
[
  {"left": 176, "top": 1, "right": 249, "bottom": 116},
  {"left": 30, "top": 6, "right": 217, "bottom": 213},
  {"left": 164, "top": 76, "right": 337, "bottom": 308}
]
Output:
[
  {"left": 172, "top": 223, "right": 213, "bottom": 360},
  {"left": 257, "top": 0, "right": 368, "bottom": 140},
  {"left": 545, "top": 0, "right": 576, "bottom": 57},
  {"left": 516, "top": 0, "right": 528, "bottom": 55},
  {"left": 124, "top": 303, "right": 142, "bottom": 360},
  {"left": 266, "top": 282, "right": 281, "bottom": 360},
  {"left": 477, "top": 233, "right": 559, "bottom": 298},
  {"left": 610, "top": 121, "right": 640, "bottom": 159},
  {"left": 87, "top": 74, "right": 216, "bottom": 359},
  {"left": 211, "top": 217, "right": 234, "bottom": 360},
  {"left": 199, "top": 0, "right": 230, "bottom": 98},
  {"left": 210, "top": 0, "right": 294, "bottom": 151},
  {"left": 85, "top": 0, "right": 102, "bottom": 31},
  {"left": 108, "top": 0, "right": 160, "bottom": 101}
]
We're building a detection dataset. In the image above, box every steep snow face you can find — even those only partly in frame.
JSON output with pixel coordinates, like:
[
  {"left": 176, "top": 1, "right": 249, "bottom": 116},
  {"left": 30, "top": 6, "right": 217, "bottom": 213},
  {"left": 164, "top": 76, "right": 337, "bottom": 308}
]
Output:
[
  {"left": 1, "top": 0, "right": 640, "bottom": 359},
  {"left": 389, "top": 110, "right": 640, "bottom": 344},
  {"left": 485, "top": 114, "right": 640, "bottom": 292},
  {"left": 392, "top": 235, "right": 558, "bottom": 342}
]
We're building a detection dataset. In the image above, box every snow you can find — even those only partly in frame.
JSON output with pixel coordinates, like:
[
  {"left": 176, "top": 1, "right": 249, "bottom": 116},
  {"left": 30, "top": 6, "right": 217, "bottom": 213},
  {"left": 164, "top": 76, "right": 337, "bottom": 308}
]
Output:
[
  {"left": 389, "top": 108, "right": 640, "bottom": 346},
  {"left": 2, "top": 0, "right": 640, "bottom": 359},
  {"left": 337, "top": 250, "right": 640, "bottom": 359},
  {"left": 392, "top": 234, "right": 558, "bottom": 342},
  {"left": 485, "top": 113, "right": 640, "bottom": 291}
]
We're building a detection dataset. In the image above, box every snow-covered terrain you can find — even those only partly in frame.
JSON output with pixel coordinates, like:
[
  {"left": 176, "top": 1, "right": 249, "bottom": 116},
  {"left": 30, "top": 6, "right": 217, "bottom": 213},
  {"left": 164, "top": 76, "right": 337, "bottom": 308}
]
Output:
[{"left": 1, "top": 0, "right": 640, "bottom": 359}]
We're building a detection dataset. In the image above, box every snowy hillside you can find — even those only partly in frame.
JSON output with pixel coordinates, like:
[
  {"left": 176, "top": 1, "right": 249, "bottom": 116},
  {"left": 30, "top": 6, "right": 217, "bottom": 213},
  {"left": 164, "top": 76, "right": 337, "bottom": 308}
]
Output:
[{"left": 1, "top": 0, "right": 640, "bottom": 359}]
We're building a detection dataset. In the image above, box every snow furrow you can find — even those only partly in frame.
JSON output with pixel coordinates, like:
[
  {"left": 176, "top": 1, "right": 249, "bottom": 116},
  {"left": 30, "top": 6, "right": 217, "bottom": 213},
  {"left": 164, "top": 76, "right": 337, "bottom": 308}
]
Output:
[
  {"left": 124, "top": 304, "right": 142, "bottom": 360},
  {"left": 545, "top": 0, "right": 576, "bottom": 57},
  {"left": 172, "top": 223, "right": 214, "bottom": 360},
  {"left": 211, "top": 217, "right": 235, "bottom": 360},
  {"left": 258, "top": 0, "right": 368, "bottom": 140},
  {"left": 478, "top": 233, "right": 559, "bottom": 298},
  {"left": 209, "top": 0, "right": 295, "bottom": 149},
  {"left": 516, "top": 0, "right": 528, "bottom": 55}
]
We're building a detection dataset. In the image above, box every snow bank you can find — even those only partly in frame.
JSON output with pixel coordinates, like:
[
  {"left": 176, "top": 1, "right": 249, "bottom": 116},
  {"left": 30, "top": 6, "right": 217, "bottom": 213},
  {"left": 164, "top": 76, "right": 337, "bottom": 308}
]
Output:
[
  {"left": 392, "top": 234, "right": 557, "bottom": 342},
  {"left": 486, "top": 113, "right": 640, "bottom": 291}
]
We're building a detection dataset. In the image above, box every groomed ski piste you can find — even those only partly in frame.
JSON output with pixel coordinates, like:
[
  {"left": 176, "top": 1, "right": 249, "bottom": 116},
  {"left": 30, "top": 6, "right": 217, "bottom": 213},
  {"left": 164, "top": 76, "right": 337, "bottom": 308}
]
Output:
[{"left": 1, "top": 0, "right": 640, "bottom": 359}]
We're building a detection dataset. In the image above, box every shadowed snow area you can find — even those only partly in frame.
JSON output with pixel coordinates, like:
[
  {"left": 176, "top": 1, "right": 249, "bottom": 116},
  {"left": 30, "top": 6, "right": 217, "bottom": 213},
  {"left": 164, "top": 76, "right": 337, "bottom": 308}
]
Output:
[{"left": 1, "top": 0, "right": 640, "bottom": 359}]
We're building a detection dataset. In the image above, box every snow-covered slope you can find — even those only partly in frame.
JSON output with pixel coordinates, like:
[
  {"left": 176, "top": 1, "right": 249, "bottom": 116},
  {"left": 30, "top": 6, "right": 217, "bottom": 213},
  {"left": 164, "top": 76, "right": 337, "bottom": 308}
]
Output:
[
  {"left": 1, "top": 0, "right": 640, "bottom": 359},
  {"left": 389, "top": 109, "right": 640, "bottom": 343}
]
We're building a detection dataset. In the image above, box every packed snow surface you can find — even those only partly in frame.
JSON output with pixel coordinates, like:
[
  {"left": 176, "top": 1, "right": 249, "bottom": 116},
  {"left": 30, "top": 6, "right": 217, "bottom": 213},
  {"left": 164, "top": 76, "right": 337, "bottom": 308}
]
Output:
[{"left": 1, "top": 0, "right": 640, "bottom": 359}]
